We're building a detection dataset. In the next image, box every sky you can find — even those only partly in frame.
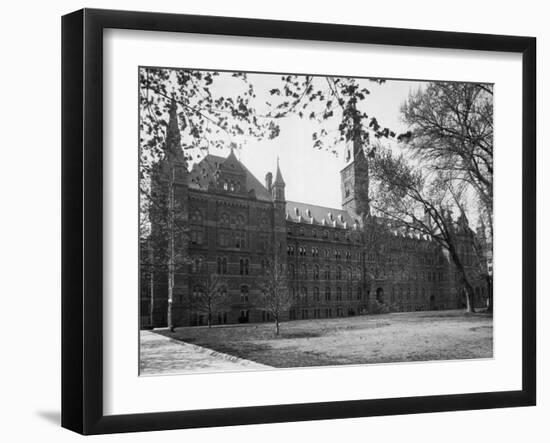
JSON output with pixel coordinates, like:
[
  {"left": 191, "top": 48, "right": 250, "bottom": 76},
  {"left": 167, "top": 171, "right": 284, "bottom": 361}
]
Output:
[{"left": 174, "top": 70, "right": 426, "bottom": 210}]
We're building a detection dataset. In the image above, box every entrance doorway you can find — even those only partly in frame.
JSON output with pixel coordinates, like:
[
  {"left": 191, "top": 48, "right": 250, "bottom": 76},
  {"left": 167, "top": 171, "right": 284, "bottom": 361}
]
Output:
[{"left": 238, "top": 310, "right": 249, "bottom": 323}]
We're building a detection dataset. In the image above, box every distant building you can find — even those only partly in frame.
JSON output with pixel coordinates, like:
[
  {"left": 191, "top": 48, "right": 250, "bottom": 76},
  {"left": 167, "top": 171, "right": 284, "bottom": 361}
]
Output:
[{"left": 140, "top": 100, "right": 490, "bottom": 328}]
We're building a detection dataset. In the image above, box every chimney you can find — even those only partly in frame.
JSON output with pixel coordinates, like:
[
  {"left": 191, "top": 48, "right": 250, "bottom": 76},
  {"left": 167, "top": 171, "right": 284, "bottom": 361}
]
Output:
[{"left": 265, "top": 172, "right": 273, "bottom": 192}]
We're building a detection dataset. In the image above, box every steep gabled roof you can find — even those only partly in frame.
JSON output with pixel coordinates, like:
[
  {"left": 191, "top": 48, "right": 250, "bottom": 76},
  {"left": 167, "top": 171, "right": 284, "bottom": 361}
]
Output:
[
  {"left": 188, "top": 153, "right": 273, "bottom": 202},
  {"left": 285, "top": 200, "right": 358, "bottom": 229}
]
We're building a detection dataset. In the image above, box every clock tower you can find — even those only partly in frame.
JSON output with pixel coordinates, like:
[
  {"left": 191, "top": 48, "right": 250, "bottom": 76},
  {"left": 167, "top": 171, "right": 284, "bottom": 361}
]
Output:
[{"left": 340, "top": 138, "right": 370, "bottom": 222}]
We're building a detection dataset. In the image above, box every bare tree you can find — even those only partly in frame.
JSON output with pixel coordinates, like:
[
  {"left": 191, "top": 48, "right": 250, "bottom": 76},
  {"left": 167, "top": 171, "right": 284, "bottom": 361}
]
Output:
[
  {"left": 139, "top": 67, "right": 276, "bottom": 329},
  {"left": 256, "top": 258, "right": 292, "bottom": 335},
  {"left": 191, "top": 272, "right": 229, "bottom": 328},
  {"left": 400, "top": 82, "right": 493, "bottom": 239},
  {"left": 370, "top": 149, "right": 482, "bottom": 312}
]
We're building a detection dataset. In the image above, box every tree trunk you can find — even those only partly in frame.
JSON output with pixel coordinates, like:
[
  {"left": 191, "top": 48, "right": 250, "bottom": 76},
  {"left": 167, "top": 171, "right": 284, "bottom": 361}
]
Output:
[
  {"left": 448, "top": 244, "right": 476, "bottom": 313},
  {"left": 275, "top": 317, "right": 280, "bottom": 336},
  {"left": 486, "top": 276, "right": 493, "bottom": 314},
  {"left": 207, "top": 312, "right": 212, "bottom": 328},
  {"left": 167, "top": 167, "right": 175, "bottom": 331},
  {"left": 464, "top": 285, "right": 475, "bottom": 313}
]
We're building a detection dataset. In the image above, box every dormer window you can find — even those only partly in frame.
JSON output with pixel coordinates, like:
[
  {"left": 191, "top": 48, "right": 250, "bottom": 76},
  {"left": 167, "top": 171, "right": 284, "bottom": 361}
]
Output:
[
  {"left": 294, "top": 207, "right": 300, "bottom": 216},
  {"left": 307, "top": 209, "right": 312, "bottom": 218},
  {"left": 223, "top": 182, "right": 228, "bottom": 191}
]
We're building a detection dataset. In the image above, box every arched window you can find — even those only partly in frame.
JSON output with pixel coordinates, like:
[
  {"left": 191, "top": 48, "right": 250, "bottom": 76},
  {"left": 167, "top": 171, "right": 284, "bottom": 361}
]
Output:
[
  {"left": 336, "top": 266, "right": 342, "bottom": 280},
  {"left": 235, "top": 232, "right": 246, "bottom": 249},
  {"left": 336, "top": 287, "right": 342, "bottom": 301},
  {"left": 191, "top": 257, "right": 203, "bottom": 273},
  {"left": 288, "top": 264, "right": 295, "bottom": 279},
  {"left": 301, "top": 287, "right": 308, "bottom": 303},
  {"left": 346, "top": 286, "right": 352, "bottom": 300},
  {"left": 236, "top": 214, "right": 246, "bottom": 227},
  {"left": 324, "top": 266, "right": 331, "bottom": 280},
  {"left": 192, "top": 286, "right": 204, "bottom": 301},
  {"left": 313, "top": 287, "right": 320, "bottom": 302},
  {"left": 301, "top": 264, "right": 308, "bottom": 279},
  {"left": 219, "top": 212, "right": 230, "bottom": 227},
  {"left": 240, "top": 286, "right": 249, "bottom": 303},
  {"left": 325, "top": 287, "right": 331, "bottom": 301},
  {"left": 239, "top": 258, "right": 250, "bottom": 275},
  {"left": 190, "top": 210, "right": 203, "bottom": 223},
  {"left": 357, "top": 286, "right": 362, "bottom": 300},
  {"left": 313, "top": 264, "right": 320, "bottom": 280}
]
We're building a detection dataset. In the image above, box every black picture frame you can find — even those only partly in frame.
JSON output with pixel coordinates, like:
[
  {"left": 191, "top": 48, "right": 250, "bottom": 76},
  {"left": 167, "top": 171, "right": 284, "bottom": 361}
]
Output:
[{"left": 61, "top": 8, "right": 536, "bottom": 435}]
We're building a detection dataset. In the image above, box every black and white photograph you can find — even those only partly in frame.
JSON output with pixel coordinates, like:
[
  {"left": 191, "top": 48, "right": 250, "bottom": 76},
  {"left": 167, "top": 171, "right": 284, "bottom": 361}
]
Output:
[
  {"left": 138, "top": 67, "right": 494, "bottom": 376},
  {"left": 0, "top": 0, "right": 546, "bottom": 439}
]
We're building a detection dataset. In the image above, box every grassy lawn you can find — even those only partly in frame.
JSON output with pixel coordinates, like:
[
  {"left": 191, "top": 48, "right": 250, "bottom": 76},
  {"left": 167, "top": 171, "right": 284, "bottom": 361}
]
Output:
[{"left": 158, "top": 310, "right": 493, "bottom": 368}]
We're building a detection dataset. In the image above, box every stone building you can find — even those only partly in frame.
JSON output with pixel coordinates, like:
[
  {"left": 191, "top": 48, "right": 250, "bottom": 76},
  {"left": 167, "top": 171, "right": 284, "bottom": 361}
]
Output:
[{"left": 140, "top": 101, "right": 490, "bottom": 328}]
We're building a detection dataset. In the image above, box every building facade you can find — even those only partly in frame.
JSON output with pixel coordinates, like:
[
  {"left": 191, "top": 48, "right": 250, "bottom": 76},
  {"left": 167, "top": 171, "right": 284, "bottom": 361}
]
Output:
[{"left": 140, "top": 101, "right": 490, "bottom": 329}]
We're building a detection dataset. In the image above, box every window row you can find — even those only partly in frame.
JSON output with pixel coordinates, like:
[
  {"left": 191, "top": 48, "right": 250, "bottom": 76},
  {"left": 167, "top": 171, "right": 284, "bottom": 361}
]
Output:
[
  {"left": 289, "top": 305, "right": 361, "bottom": 320},
  {"left": 192, "top": 211, "right": 271, "bottom": 230},
  {"left": 287, "top": 264, "right": 359, "bottom": 281},
  {"left": 218, "top": 230, "right": 247, "bottom": 249},
  {"left": 288, "top": 226, "right": 361, "bottom": 242},
  {"left": 192, "top": 284, "right": 250, "bottom": 303},
  {"left": 287, "top": 245, "right": 360, "bottom": 261},
  {"left": 290, "top": 286, "right": 363, "bottom": 303}
]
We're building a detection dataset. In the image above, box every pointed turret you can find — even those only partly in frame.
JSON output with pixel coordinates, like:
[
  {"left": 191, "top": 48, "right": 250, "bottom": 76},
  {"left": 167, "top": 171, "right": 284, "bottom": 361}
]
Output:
[
  {"left": 164, "top": 96, "right": 186, "bottom": 164},
  {"left": 272, "top": 157, "right": 285, "bottom": 201},
  {"left": 274, "top": 157, "right": 285, "bottom": 184}
]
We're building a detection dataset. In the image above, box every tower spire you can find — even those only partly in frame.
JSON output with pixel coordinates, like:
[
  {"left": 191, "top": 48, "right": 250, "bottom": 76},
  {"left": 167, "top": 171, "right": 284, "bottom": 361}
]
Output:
[
  {"left": 274, "top": 156, "right": 285, "bottom": 185},
  {"left": 272, "top": 156, "right": 285, "bottom": 201},
  {"left": 164, "top": 95, "right": 186, "bottom": 163}
]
